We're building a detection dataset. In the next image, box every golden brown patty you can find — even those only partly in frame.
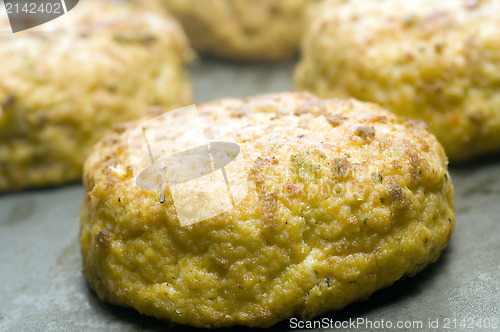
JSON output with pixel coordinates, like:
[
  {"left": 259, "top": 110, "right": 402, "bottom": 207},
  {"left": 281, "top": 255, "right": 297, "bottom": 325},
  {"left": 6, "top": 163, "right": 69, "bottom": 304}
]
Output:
[
  {"left": 296, "top": 0, "right": 500, "bottom": 161},
  {"left": 0, "top": 0, "right": 192, "bottom": 191},
  {"left": 145, "top": 0, "right": 321, "bottom": 61},
  {"left": 81, "top": 92, "right": 454, "bottom": 327}
]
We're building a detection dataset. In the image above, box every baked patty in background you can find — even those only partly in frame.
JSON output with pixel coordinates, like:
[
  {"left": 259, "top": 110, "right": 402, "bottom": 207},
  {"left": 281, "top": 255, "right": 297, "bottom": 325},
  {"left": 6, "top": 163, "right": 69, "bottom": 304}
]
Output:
[
  {"left": 152, "top": 0, "right": 321, "bottom": 61},
  {"left": 296, "top": 0, "right": 500, "bottom": 161},
  {"left": 0, "top": 0, "right": 193, "bottom": 191}
]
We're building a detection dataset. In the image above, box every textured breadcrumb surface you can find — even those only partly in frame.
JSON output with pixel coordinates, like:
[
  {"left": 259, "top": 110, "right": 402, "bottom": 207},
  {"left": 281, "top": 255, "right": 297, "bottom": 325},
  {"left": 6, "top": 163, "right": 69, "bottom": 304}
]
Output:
[
  {"left": 153, "top": 0, "right": 321, "bottom": 61},
  {"left": 0, "top": 0, "right": 192, "bottom": 191},
  {"left": 296, "top": 0, "right": 500, "bottom": 161},
  {"left": 80, "top": 92, "right": 454, "bottom": 328}
]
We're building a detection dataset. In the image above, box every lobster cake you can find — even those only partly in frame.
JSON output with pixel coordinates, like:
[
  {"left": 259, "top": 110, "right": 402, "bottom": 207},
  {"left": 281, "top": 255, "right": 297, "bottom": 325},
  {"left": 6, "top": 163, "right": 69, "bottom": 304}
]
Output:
[
  {"left": 80, "top": 92, "right": 454, "bottom": 327},
  {"left": 0, "top": 0, "right": 192, "bottom": 191},
  {"left": 296, "top": 0, "right": 500, "bottom": 161},
  {"left": 157, "top": 0, "right": 321, "bottom": 61}
]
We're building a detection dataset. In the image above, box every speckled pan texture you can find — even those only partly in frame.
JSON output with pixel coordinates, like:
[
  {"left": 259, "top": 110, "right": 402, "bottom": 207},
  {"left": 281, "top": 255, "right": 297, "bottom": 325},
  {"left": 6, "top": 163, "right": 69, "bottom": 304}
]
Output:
[
  {"left": 147, "top": 0, "right": 322, "bottom": 61},
  {"left": 296, "top": 0, "right": 500, "bottom": 162},
  {"left": 80, "top": 92, "right": 454, "bottom": 327},
  {"left": 0, "top": 0, "right": 192, "bottom": 191}
]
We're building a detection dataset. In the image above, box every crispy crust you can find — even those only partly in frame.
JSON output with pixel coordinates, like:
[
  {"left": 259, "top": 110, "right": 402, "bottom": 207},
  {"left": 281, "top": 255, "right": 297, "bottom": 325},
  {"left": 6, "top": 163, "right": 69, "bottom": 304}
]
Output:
[
  {"left": 154, "top": 0, "right": 321, "bottom": 61},
  {"left": 81, "top": 92, "right": 454, "bottom": 327},
  {"left": 296, "top": 0, "right": 500, "bottom": 161},
  {"left": 0, "top": 0, "right": 193, "bottom": 191}
]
